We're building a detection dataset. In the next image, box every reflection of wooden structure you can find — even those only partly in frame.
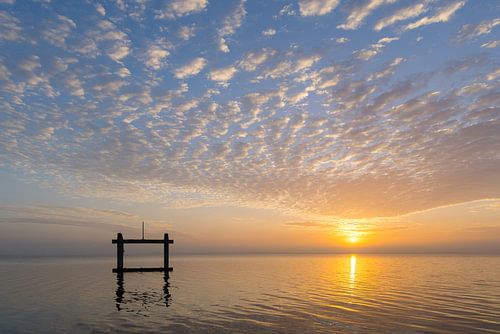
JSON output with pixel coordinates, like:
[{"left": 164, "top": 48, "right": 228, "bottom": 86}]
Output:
[{"left": 112, "top": 233, "right": 174, "bottom": 273}]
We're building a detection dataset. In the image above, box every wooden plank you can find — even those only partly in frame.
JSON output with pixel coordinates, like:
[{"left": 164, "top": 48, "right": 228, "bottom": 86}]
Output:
[
  {"left": 164, "top": 233, "right": 169, "bottom": 270},
  {"left": 112, "top": 267, "right": 174, "bottom": 273},
  {"left": 112, "top": 239, "right": 174, "bottom": 244},
  {"left": 116, "top": 233, "right": 124, "bottom": 271}
]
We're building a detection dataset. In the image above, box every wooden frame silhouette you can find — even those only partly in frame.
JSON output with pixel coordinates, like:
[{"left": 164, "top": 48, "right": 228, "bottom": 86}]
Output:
[{"left": 112, "top": 232, "right": 174, "bottom": 273}]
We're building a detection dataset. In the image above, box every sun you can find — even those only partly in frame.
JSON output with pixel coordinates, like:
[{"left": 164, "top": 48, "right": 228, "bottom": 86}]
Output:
[
  {"left": 338, "top": 223, "right": 363, "bottom": 244},
  {"left": 348, "top": 233, "right": 359, "bottom": 243}
]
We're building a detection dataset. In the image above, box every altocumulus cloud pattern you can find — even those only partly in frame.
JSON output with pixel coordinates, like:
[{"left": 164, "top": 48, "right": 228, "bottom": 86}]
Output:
[{"left": 0, "top": 0, "right": 499, "bottom": 219}]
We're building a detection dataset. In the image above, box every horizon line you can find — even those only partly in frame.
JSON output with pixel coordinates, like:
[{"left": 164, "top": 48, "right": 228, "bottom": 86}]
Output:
[{"left": 2, "top": 250, "right": 500, "bottom": 259}]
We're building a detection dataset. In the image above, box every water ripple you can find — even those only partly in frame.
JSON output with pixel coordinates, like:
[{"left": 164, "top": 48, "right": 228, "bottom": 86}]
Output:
[{"left": 1, "top": 255, "right": 499, "bottom": 333}]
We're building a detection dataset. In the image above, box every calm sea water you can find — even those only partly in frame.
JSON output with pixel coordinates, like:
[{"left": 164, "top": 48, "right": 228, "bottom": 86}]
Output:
[{"left": 0, "top": 255, "right": 499, "bottom": 333}]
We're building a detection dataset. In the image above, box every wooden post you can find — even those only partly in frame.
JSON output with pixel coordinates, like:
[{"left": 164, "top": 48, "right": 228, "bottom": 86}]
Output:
[
  {"left": 112, "top": 232, "right": 173, "bottom": 272},
  {"left": 117, "top": 233, "right": 124, "bottom": 271},
  {"left": 164, "top": 233, "right": 169, "bottom": 271}
]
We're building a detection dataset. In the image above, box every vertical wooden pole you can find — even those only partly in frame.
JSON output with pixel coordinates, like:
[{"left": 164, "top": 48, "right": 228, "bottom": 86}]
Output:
[
  {"left": 164, "top": 233, "right": 169, "bottom": 271},
  {"left": 117, "top": 233, "right": 124, "bottom": 271}
]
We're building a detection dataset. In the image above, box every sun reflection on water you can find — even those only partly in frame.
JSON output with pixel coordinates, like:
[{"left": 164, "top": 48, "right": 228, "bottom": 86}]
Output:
[{"left": 350, "top": 255, "right": 357, "bottom": 285}]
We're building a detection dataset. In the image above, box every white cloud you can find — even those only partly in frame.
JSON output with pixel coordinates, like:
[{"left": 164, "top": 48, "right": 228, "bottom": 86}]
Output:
[
  {"left": 368, "top": 57, "right": 404, "bottom": 81},
  {"left": 279, "top": 4, "right": 296, "bottom": 16},
  {"left": 178, "top": 25, "right": 196, "bottom": 40},
  {"left": 378, "top": 36, "right": 398, "bottom": 44},
  {"left": 374, "top": 3, "right": 427, "bottom": 31},
  {"left": 261, "top": 54, "right": 321, "bottom": 79},
  {"left": 72, "top": 38, "right": 99, "bottom": 58},
  {"left": 217, "top": 38, "right": 230, "bottom": 53},
  {"left": 354, "top": 49, "right": 379, "bottom": 61},
  {"left": 294, "top": 54, "right": 321, "bottom": 71},
  {"left": 208, "top": 66, "right": 238, "bottom": 82},
  {"left": 262, "top": 28, "right": 276, "bottom": 36},
  {"left": 96, "top": 3, "right": 106, "bottom": 16},
  {"left": 312, "top": 67, "right": 341, "bottom": 89},
  {"left": 299, "top": 0, "right": 339, "bottom": 17},
  {"left": 174, "top": 57, "right": 207, "bottom": 79},
  {"left": 42, "top": 14, "right": 76, "bottom": 47},
  {"left": 0, "top": 204, "right": 149, "bottom": 232},
  {"left": 217, "top": 0, "right": 246, "bottom": 53},
  {"left": 177, "top": 99, "right": 199, "bottom": 112},
  {"left": 336, "top": 37, "right": 349, "bottom": 43},
  {"left": 238, "top": 48, "right": 276, "bottom": 72},
  {"left": 0, "top": 63, "right": 11, "bottom": 80},
  {"left": 481, "top": 40, "right": 499, "bottom": 48},
  {"left": 116, "top": 67, "right": 131, "bottom": 77},
  {"left": 92, "top": 80, "right": 126, "bottom": 94},
  {"left": 288, "top": 89, "right": 310, "bottom": 104},
  {"left": 51, "top": 57, "right": 77, "bottom": 73},
  {"left": 98, "top": 24, "right": 127, "bottom": 41},
  {"left": 19, "top": 55, "right": 41, "bottom": 72},
  {"left": 144, "top": 45, "right": 170, "bottom": 69},
  {"left": 338, "top": 0, "right": 396, "bottom": 30},
  {"left": 156, "top": 0, "right": 208, "bottom": 19},
  {"left": 404, "top": 1, "right": 466, "bottom": 31},
  {"left": 82, "top": 19, "right": 131, "bottom": 62},
  {"left": 354, "top": 36, "right": 398, "bottom": 60},
  {"left": 486, "top": 68, "right": 500, "bottom": 81},
  {"left": 35, "top": 127, "right": 55, "bottom": 141},
  {"left": 107, "top": 44, "right": 130, "bottom": 62},
  {"left": 0, "top": 10, "right": 22, "bottom": 41},
  {"left": 456, "top": 18, "right": 500, "bottom": 42},
  {"left": 64, "top": 73, "right": 85, "bottom": 97}
]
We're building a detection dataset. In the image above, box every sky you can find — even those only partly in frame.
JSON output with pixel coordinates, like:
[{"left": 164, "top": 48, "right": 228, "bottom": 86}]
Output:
[{"left": 0, "top": 0, "right": 499, "bottom": 256}]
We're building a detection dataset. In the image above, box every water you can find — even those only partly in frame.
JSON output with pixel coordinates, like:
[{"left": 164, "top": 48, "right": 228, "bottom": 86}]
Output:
[{"left": 0, "top": 255, "right": 499, "bottom": 333}]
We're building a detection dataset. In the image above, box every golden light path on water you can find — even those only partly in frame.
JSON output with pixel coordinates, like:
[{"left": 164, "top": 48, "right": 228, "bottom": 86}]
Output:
[
  {"left": 350, "top": 255, "right": 357, "bottom": 285},
  {"left": 1, "top": 255, "right": 500, "bottom": 333}
]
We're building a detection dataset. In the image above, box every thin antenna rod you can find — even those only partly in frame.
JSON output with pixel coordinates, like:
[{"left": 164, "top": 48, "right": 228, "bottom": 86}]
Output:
[{"left": 142, "top": 221, "right": 144, "bottom": 239}]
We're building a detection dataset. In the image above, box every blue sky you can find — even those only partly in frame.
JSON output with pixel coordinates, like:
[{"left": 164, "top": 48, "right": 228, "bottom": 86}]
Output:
[{"left": 0, "top": 0, "right": 499, "bottom": 255}]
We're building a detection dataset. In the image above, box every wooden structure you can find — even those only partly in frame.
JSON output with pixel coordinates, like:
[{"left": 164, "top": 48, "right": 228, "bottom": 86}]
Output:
[{"left": 112, "top": 232, "right": 174, "bottom": 273}]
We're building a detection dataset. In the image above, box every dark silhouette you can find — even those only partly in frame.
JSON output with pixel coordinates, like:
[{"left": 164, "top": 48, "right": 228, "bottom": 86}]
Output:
[
  {"left": 115, "top": 273, "right": 124, "bottom": 311},
  {"left": 163, "top": 273, "right": 171, "bottom": 307},
  {"left": 115, "top": 272, "right": 172, "bottom": 311},
  {"left": 112, "top": 232, "right": 174, "bottom": 273}
]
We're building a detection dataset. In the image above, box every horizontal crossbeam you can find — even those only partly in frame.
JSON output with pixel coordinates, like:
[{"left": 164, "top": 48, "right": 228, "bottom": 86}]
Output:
[
  {"left": 112, "top": 267, "right": 173, "bottom": 273},
  {"left": 112, "top": 239, "right": 174, "bottom": 244}
]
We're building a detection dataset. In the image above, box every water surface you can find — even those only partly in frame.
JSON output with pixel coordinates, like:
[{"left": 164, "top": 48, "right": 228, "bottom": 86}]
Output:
[{"left": 0, "top": 255, "right": 499, "bottom": 333}]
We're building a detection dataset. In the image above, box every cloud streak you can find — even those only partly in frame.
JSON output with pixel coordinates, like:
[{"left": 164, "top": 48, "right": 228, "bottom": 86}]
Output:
[
  {"left": 217, "top": 0, "right": 246, "bottom": 53},
  {"left": 374, "top": 3, "right": 427, "bottom": 31},
  {"left": 174, "top": 57, "right": 207, "bottom": 79},
  {"left": 338, "top": 0, "right": 396, "bottom": 30},
  {"left": 299, "top": 0, "right": 339, "bottom": 17},
  {"left": 403, "top": 1, "right": 466, "bottom": 31},
  {"left": 155, "top": 0, "right": 208, "bottom": 19}
]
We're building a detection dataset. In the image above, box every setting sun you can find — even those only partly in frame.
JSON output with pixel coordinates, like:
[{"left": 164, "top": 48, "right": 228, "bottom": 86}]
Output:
[{"left": 348, "top": 234, "right": 360, "bottom": 244}]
